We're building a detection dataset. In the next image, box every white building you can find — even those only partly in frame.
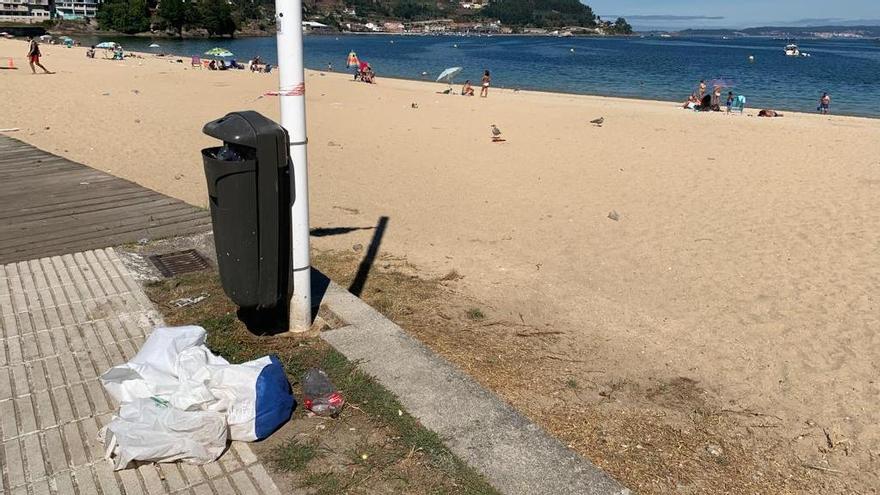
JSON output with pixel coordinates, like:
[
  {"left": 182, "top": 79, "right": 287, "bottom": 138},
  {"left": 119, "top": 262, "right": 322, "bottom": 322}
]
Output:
[
  {"left": 55, "top": 0, "right": 100, "bottom": 20},
  {"left": 0, "top": 0, "right": 51, "bottom": 23}
]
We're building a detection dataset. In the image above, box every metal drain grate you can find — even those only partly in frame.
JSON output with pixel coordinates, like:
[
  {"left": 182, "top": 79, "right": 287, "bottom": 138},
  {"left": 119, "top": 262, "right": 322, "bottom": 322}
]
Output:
[{"left": 148, "top": 249, "right": 211, "bottom": 277}]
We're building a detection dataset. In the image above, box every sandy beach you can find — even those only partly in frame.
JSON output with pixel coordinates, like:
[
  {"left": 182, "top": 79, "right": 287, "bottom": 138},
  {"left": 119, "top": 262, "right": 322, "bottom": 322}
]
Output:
[{"left": 2, "top": 38, "right": 880, "bottom": 492}]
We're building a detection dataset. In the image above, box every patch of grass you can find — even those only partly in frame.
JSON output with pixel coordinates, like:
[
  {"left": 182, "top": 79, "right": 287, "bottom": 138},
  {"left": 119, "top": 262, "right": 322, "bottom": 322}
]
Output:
[
  {"left": 268, "top": 438, "right": 321, "bottom": 473},
  {"left": 466, "top": 308, "right": 485, "bottom": 321},
  {"left": 566, "top": 379, "right": 579, "bottom": 389},
  {"left": 301, "top": 471, "right": 345, "bottom": 495}
]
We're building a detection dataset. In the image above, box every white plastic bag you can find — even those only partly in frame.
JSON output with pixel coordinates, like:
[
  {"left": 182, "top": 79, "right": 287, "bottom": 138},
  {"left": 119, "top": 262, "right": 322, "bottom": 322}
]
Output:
[
  {"left": 100, "top": 325, "right": 294, "bottom": 469},
  {"left": 102, "top": 398, "right": 228, "bottom": 470}
]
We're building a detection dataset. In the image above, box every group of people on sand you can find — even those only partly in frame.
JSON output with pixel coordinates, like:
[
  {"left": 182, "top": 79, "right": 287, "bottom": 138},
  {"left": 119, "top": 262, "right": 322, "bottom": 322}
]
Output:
[
  {"left": 206, "top": 59, "right": 245, "bottom": 70},
  {"left": 85, "top": 44, "right": 125, "bottom": 61},
  {"left": 682, "top": 80, "right": 739, "bottom": 113},
  {"left": 354, "top": 63, "right": 376, "bottom": 84},
  {"left": 460, "top": 70, "right": 491, "bottom": 97},
  {"left": 683, "top": 79, "right": 832, "bottom": 116},
  {"left": 247, "top": 56, "right": 272, "bottom": 73}
]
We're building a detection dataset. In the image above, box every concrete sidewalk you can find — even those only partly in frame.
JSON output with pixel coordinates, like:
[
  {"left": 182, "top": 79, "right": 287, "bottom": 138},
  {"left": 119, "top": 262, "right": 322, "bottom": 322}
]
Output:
[{"left": 0, "top": 248, "right": 279, "bottom": 495}]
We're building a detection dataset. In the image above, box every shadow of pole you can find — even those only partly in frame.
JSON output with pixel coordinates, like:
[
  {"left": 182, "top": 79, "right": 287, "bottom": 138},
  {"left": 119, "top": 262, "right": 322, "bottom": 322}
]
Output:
[{"left": 349, "top": 216, "right": 389, "bottom": 297}]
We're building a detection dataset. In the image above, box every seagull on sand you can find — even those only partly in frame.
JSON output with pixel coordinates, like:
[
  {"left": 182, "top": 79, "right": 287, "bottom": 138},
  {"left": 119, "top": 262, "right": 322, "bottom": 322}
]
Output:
[
  {"left": 491, "top": 124, "right": 503, "bottom": 142},
  {"left": 590, "top": 117, "right": 604, "bottom": 127}
]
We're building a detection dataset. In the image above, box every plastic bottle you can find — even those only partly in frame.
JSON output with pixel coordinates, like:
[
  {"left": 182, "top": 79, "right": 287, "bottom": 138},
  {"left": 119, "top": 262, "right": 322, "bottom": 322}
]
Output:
[{"left": 302, "top": 368, "right": 344, "bottom": 416}]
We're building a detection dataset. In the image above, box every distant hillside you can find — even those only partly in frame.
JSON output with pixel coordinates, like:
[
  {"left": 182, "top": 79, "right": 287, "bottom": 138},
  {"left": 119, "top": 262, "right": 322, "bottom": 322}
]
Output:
[
  {"left": 306, "top": 0, "right": 631, "bottom": 31},
  {"left": 677, "top": 25, "right": 880, "bottom": 38}
]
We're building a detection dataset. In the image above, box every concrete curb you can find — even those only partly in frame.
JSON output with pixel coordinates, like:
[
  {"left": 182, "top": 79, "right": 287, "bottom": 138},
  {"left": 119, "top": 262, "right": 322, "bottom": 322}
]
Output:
[{"left": 320, "top": 280, "right": 630, "bottom": 495}]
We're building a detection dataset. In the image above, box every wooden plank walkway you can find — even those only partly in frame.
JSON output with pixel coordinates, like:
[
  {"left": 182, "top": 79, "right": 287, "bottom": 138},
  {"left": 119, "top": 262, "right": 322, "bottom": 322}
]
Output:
[{"left": 0, "top": 135, "right": 211, "bottom": 265}]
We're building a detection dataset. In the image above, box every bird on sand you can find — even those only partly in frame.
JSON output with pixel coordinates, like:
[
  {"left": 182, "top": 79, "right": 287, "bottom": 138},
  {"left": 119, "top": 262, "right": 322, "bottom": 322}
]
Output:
[
  {"left": 590, "top": 117, "right": 604, "bottom": 126},
  {"left": 491, "top": 124, "right": 504, "bottom": 142}
]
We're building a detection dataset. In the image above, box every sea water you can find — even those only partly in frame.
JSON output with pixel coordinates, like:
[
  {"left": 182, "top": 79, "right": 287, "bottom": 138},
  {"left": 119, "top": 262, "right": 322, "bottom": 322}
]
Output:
[{"left": 76, "top": 34, "right": 880, "bottom": 117}]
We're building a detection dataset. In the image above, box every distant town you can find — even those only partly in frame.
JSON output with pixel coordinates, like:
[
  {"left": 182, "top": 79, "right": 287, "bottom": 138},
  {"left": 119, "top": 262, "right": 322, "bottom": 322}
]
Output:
[
  {"left": 1, "top": 0, "right": 634, "bottom": 37},
  {"left": 1, "top": 0, "right": 876, "bottom": 40}
]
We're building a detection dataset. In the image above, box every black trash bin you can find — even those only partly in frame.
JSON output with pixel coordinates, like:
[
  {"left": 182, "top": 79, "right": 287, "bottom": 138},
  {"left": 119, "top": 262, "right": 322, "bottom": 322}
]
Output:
[{"left": 202, "top": 111, "right": 292, "bottom": 310}]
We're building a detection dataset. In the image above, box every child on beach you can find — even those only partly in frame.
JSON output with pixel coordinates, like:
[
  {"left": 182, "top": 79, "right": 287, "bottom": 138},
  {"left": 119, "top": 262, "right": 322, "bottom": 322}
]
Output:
[
  {"left": 726, "top": 91, "right": 734, "bottom": 113},
  {"left": 480, "top": 70, "right": 491, "bottom": 98},
  {"left": 26, "top": 37, "right": 52, "bottom": 75},
  {"left": 462, "top": 80, "right": 474, "bottom": 96},
  {"left": 818, "top": 92, "right": 831, "bottom": 114}
]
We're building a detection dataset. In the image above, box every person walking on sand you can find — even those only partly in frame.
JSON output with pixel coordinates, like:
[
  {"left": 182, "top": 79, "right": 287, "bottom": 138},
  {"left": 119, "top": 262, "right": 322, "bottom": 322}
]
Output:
[
  {"left": 26, "top": 37, "right": 52, "bottom": 74},
  {"left": 480, "top": 70, "right": 491, "bottom": 98},
  {"left": 818, "top": 92, "right": 831, "bottom": 114}
]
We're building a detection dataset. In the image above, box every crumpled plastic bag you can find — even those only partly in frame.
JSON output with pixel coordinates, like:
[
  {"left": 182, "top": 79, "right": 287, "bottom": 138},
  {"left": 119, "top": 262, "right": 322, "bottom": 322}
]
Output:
[
  {"left": 101, "top": 398, "right": 228, "bottom": 470},
  {"left": 99, "top": 325, "right": 295, "bottom": 469}
]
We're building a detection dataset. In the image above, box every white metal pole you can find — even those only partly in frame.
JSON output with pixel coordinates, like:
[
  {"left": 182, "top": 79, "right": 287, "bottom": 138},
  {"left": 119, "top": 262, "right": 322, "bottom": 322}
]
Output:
[{"left": 275, "top": 0, "right": 312, "bottom": 332}]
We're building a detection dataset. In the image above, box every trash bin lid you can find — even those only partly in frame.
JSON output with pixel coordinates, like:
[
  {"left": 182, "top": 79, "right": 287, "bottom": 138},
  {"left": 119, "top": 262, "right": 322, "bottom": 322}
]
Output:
[{"left": 202, "top": 111, "right": 285, "bottom": 149}]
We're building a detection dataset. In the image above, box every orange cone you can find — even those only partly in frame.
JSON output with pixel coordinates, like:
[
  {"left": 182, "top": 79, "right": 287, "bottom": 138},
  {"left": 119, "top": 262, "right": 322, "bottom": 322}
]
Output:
[{"left": 1, "top": 57, "right": 17, "bottom": 70}]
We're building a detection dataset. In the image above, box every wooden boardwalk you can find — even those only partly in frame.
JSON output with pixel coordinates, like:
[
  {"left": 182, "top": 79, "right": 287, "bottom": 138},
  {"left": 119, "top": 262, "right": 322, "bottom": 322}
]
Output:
[{"left": 0, "top": 135, "right": 211, "bottom": 264}]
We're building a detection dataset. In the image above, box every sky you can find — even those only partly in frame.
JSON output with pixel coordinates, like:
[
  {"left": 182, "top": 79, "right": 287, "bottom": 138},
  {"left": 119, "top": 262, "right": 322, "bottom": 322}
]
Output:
[{"left": 586, "top": 0, "right": 880, "bottom": 30}]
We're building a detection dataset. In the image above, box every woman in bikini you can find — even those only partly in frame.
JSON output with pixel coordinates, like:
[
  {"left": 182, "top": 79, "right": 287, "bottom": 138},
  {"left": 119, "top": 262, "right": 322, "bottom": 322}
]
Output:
[{"left": 480, "top": 70, "right": 491, "bottom": 98}]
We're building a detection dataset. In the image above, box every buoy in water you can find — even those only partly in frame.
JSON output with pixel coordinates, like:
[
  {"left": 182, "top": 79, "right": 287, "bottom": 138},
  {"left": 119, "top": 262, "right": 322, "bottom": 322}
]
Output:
[
  {"left": 748, "top": 55, "right": 755, "bottom": 62},
  {"left": 453, "top": 44, "right": 458, "bottom": 48},
  {"left": 570, "top": 48, "right": 575, "bottom": 52}
]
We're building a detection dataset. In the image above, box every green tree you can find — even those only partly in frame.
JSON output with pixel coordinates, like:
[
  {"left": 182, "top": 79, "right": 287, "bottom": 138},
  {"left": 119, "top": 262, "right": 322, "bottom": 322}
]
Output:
[
  {"left": 481, "top": 0, "right": 596, "bottom": 28},
  {"left": 393, "top": 0, "right": 431, "bottom": 21},
  {"left": 158, "top": 0, "right": 198, "bottom": 36},
  {"left": 96, "top": 0, "right": 151, "bottom": 34},
  {"left": 199, "top": 0, "right": 238, "bottom": 36},
  {"left": 611, "top": 17, "right": 633, "bottom": 34}
]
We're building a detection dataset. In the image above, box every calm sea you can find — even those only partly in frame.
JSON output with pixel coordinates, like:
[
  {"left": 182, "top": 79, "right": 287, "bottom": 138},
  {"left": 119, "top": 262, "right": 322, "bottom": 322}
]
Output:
[{"left": 77, "top": 34, "right": 880, "bottom": 117}]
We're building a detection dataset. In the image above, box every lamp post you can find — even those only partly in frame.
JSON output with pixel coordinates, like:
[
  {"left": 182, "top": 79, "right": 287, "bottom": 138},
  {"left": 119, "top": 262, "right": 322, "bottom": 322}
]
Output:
[{"left": 275, "top": 0, "right": 312, "bottom": 332}]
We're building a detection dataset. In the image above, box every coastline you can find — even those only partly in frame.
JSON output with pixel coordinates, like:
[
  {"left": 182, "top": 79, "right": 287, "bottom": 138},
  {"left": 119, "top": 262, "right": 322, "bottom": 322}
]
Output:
[{"left": 35, "top": 34, "right": 879, "bottom": 119}]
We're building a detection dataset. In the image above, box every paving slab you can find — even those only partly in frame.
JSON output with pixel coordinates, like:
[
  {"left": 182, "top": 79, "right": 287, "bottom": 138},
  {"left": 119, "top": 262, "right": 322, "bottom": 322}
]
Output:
[{"left": 0, "top": 248, "right": 280, "bottom": 495}]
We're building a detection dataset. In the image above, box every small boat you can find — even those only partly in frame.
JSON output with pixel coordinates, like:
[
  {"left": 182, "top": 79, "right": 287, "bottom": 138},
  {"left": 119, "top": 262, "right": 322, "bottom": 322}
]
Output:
[{"left": 784, "top": 43, "right": 800, "bottom": 56}]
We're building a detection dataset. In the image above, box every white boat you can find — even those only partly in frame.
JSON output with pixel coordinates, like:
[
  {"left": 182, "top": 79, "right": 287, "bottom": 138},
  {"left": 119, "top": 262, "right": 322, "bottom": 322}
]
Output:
[{"left": 784, "top": 43, "right": 800, "bottom": 56}]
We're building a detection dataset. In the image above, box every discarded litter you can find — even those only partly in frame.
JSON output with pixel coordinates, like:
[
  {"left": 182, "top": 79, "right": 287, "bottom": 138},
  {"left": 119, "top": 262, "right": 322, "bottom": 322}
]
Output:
[
  {"left": 608, "top": 210, "right": 620, "bottom": 221},
  {"left": 302, "top": 368, "right": 344, "bottom": 416},
  {"left": 170, "top": 293, "right": 208, "bottom": 308},
  {"left": 99, "top": 326, "right": 295, "bottom": 469}
]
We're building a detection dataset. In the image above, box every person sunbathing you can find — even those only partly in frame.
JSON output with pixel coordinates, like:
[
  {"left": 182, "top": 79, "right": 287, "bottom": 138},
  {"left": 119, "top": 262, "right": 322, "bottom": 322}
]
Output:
[{"left": 461, "top": 80, "right": 475, "bottom": 96}]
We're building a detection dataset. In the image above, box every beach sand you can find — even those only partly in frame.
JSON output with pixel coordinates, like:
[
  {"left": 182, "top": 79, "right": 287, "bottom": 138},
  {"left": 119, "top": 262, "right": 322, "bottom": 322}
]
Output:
[{"left": 2, "top": 39, "right": 879, "bottom": 491}]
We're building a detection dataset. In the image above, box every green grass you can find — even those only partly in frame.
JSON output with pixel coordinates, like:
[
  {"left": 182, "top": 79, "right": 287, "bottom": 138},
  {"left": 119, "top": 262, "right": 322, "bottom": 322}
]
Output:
[
  {"left": 301, "top": 471, "right": 345, "bottom": 494},
  {"left": 566, "top": 379, "right": 579, "bottom": 389},
  {"left": 268, "top": 438, "right": 321, "bottom": 473},
  {"left": 466, "top": 308, "right": 485, "bottom": 321}
]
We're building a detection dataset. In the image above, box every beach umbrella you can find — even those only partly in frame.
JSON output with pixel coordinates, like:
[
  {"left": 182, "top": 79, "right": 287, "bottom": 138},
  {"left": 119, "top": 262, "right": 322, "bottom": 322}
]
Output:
[
  {"left": 436, "top": 66, "right": 463, "bottom": 85},
  {"left": 39, "top": 34, "right": 51, "bottom": 41},
  {"left": 346, "top": 50, "right": 359, "bottom": 68},
  {"left": 205, "top": 48, "right": 233, "bottom": 57},
  {"left": 95, "top": 41, "right": 117, "bottom": 49},
  {"left": 149, "top": 43, "right": 160, "bottom": 48}
]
